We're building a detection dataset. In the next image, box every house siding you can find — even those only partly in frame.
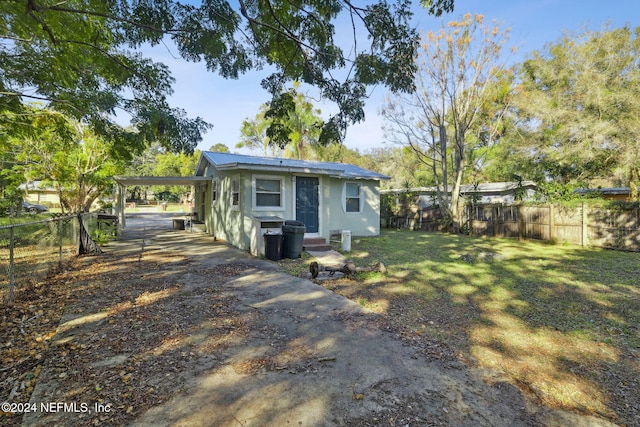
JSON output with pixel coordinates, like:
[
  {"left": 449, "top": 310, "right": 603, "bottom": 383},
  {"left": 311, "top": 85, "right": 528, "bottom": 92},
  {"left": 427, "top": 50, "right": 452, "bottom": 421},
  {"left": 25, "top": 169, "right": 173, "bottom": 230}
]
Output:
[{"left": 325, "top": 178, "right": 381, "bottom": 238}]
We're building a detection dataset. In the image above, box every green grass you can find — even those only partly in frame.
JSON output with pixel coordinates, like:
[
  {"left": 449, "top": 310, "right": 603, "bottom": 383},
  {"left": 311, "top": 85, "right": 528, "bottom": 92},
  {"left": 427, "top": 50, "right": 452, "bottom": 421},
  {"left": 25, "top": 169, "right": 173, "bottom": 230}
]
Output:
[
  {"left": 0, "top": 213, "right": 51, "bottom": 226},
  {"left": 321, "top": 229, "right": 640, "bottom": 423}
]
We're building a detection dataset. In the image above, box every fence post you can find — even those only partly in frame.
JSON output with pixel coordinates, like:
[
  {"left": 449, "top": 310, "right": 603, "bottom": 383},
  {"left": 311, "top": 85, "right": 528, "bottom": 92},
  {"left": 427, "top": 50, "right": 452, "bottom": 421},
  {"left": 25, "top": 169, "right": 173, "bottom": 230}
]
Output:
[
  {"left": 518, "top": 205, "right": 525, "bottom": 241},
  {"left": 9, "top": 226, "right": 15, "bottom": 302},
  {"left": 549, "top": 204, "right": 555, "bottom": 242},
  {"left": 59, "top": 219, "right": 64, "bottom": 264},
  {"left": 581, "top": 202, "right": 588, "bottom": 247}
]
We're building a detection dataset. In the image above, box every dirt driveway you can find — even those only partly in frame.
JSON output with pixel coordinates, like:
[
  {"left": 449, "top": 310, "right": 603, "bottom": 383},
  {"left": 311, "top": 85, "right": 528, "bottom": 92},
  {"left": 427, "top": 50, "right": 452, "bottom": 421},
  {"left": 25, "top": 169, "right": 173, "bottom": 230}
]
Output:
[{"left": 20, "top": 213, "right": 615, "bottom": 426}]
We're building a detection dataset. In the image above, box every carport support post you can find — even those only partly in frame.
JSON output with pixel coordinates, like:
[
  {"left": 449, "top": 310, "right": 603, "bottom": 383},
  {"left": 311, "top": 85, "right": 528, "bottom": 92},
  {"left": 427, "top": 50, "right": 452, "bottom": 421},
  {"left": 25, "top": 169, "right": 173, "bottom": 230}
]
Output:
[{"left": 114, "top": 182, "right": 126, "bottom": 230}]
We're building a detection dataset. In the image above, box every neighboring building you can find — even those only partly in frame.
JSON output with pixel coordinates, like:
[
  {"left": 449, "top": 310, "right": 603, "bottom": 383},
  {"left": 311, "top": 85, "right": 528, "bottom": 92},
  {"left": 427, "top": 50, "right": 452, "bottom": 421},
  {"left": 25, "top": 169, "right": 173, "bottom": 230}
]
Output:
[
  {"left": 574, "top": 187, "right": 637, "bottom": 201},
  {"left": 19, "top": 181, "right": 60, "bottom": 207},
  {"left": 194, "top": 152, "right": 389, "bottom": 252},
  {"left": 382, "top": 181, "right": 538, "bottom": 209}
]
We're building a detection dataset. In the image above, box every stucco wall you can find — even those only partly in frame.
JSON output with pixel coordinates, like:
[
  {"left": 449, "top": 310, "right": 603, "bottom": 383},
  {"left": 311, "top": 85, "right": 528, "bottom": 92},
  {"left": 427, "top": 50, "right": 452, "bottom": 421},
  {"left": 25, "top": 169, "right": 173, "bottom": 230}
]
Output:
[
  {"left": 201, "top": 164, "right": 382, "bottom": 251},
  {"left": 325, "top": 177, "right": 381, "bottom": 238}
]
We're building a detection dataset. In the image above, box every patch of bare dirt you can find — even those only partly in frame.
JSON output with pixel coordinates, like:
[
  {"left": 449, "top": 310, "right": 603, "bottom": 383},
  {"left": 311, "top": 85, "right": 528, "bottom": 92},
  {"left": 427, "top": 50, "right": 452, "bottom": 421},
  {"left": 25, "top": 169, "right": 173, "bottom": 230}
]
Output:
[{"left": 1, "top": 252, "right": 256, "bottom": 426}]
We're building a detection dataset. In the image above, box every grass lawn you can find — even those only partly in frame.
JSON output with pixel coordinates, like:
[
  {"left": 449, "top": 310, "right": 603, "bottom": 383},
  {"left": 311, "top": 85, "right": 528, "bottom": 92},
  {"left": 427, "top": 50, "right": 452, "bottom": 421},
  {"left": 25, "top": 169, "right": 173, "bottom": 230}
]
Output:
[{"left": 303, "top": 229, "right": 640, "bottom": 424}]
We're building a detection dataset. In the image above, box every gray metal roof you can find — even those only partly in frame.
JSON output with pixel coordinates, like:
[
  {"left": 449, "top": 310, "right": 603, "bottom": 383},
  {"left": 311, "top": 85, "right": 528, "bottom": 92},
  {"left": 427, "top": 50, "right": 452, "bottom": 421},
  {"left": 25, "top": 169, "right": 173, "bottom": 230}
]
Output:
[
  {"left": 574, "top": 187, "right": 632, "bottom": 195},
  {"left": 197, "top": 152, "right": 389, "bottom": 180}
]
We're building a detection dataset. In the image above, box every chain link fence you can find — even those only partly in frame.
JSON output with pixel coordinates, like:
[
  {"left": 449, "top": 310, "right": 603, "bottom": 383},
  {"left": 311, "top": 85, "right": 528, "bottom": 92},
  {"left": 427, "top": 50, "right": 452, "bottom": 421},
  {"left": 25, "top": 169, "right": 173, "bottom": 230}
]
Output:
[{"left": 0, "top": 213, "right": 105, "bottom": 303}]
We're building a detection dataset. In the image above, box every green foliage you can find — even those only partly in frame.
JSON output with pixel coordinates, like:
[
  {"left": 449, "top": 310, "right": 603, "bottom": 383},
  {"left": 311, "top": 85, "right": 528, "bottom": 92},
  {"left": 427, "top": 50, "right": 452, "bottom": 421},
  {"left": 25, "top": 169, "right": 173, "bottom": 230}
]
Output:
[
  {"left": 91, "top": 228, "right": 115, "bottom": 245},
  {"left": 240, "top": 85, "right": 325, "bottom": 159},
  {"left": 1, "top": 0, "right": 456, "bottom": 155},
  {"left": 513, "top": 25, "right": 640, "bottom": 191},
  {"left": 381, "top": 14, "right": 514, "bottom": 226},
  {"left": 209, "top": 143, "right": 230, "bottom": 153},
  {"left": 6, "top": 108, "right": 125, "bottom": 213}
]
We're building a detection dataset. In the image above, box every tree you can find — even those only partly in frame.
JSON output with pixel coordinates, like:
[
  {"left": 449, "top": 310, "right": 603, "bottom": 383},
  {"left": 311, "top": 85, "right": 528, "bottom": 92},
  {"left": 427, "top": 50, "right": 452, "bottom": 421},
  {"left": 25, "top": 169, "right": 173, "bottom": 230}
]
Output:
[
  {"left": 209, "top": 143, "right": 230, "bottom": 153},
  {"left": 1, "top": 0, "right": 456, "bottom": 156},
  {"left": 514, "top": 25, "right": 640, "bottom": 199},
  {"left": 0, "top": 149, "right": 24, "bottom": 215},
  {"left": 238, "top": 85, "right": 324, "bottom": 159},
  {"left": 381, "top": 14, "right": 514, "bottom": 229},
  {"left": 11, "top": 110, "right": 124, "bottom": 213}
]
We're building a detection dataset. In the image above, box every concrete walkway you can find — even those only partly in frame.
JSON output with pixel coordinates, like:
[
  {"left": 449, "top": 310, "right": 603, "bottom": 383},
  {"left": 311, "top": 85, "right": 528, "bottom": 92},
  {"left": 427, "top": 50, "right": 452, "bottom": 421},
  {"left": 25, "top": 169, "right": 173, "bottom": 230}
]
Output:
[{"left": 24, "top": 213, "right": 616, "bottom": 426}]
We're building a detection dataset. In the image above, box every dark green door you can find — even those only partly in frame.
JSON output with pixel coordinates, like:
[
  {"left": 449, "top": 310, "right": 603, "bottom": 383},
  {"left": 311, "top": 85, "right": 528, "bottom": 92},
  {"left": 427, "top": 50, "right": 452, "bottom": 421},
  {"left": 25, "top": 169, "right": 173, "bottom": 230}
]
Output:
[{"left": 296, "top": 176, "right": 319, "bottom": 233}]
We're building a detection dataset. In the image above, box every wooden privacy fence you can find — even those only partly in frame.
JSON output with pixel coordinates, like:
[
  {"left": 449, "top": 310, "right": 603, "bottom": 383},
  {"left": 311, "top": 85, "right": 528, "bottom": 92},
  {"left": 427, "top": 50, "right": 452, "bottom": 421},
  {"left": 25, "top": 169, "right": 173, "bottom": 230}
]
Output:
[
  {"left": 382, "top": 203, "right": 640, "bottom": 251},
  {"left": 467, "top": 203, "right": 640, "bottom": 251}
]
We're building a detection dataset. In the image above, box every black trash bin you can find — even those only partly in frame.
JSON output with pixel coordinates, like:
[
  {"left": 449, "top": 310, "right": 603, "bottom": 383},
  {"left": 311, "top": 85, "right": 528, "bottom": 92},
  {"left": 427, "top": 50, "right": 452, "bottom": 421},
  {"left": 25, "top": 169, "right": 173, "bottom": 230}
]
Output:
[
  {"left": 264, "top": 233, "right": 283, "bottom": 261},
  {"left": 282, "top": 220, "right": 306, "bottom": 259}
]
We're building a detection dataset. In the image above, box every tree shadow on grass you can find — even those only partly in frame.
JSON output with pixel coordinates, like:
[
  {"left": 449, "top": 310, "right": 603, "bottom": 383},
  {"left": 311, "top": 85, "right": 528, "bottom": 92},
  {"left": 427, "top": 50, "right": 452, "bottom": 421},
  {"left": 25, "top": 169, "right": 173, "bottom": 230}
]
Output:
[{"left": 347, "top": 229, "right": 639, "bottom": 425}]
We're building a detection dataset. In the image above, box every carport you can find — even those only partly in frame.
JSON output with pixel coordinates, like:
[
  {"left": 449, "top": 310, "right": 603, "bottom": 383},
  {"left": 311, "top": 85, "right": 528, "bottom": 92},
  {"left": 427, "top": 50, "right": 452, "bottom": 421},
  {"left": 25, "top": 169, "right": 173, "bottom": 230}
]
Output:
[{"left": 112, "top": 176, "right": 211, "bottom": 230}]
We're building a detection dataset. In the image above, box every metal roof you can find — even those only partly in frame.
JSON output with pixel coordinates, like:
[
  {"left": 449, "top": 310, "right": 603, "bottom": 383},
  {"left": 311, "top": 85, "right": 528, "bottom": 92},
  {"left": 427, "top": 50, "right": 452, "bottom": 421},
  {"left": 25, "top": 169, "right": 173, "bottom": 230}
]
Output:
[
  {"left": 574, "top": 187, "right": 632, "bottom": 195},
  {"left": 196, "top": 152, "right": 389, "bottom": 180}
]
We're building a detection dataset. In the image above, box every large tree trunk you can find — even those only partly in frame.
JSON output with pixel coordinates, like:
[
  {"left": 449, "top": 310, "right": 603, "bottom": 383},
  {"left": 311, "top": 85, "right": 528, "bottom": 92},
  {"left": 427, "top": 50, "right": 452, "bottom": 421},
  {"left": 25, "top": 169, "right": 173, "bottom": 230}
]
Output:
[
  {"left": 436, "top": 124, "right": 450, "bottom": 219},
  {"left": 450, "top": 127, "right": 466, "bottom": 232}
]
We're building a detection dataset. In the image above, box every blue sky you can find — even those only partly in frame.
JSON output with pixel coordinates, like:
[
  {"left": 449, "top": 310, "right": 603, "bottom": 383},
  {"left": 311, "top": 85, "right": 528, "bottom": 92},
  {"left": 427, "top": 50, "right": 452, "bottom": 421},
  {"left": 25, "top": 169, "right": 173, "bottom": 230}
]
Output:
[{"left": 146, "top": 1, "right": 639, "bottom": 154}]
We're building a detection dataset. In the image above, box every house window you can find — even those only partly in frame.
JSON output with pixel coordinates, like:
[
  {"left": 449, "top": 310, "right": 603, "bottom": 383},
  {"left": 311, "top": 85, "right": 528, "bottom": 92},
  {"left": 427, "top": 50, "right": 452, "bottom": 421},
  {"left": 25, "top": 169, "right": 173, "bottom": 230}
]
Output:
[
  {"left": 344, "top": 182, "right": 362, "bottom": 213},
  {"left": 253, "top": 176, "right": 284, "bottom": 210},
  {"left": 211, "top": 178, "right": 218, "bottom": 204},
  {"left": 231, "top": 178, "right": 240, "bottom": 209}
]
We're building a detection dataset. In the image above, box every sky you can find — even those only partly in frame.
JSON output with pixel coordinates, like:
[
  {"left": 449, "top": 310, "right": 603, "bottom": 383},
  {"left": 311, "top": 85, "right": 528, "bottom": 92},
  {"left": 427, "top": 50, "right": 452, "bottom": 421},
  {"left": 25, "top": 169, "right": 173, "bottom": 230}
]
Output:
[{"left": 143, "top": 1, "right": 640, "bottom": 155}]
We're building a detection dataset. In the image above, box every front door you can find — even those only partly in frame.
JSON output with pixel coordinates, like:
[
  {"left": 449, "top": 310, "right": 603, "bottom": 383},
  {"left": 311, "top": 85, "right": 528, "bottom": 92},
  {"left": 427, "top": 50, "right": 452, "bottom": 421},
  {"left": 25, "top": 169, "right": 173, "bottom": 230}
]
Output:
[{"left": 295, "top": 176, "right": 319, "bottom": 233}]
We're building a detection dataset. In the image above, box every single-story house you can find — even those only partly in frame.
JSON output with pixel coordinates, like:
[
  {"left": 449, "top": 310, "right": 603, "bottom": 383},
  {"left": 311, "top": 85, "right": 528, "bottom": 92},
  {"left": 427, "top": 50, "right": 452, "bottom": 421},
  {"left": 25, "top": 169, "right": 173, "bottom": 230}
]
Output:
[
  {"left": 381, "top": 181, "right": 538, "bottom": 209},
  {"left": 193, "top": 151, "right": 389, "bottom": 254},
  {"left": 19, "top": 181, "right": 60, "bottom": 207}
]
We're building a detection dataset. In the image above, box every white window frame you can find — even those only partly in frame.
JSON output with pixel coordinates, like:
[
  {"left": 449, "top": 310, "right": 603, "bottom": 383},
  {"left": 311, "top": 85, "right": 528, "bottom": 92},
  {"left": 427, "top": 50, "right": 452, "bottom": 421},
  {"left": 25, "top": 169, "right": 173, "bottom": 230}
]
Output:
[
  {"left": 211, "top": 178, "right": 218, "bottom": 205},
  {"left": 343, "top": 181, "right": 363, "bottom": 213},
  {"left": 230, "top": 177, "right": 240, "bottom": 211},
  {"left": 252, "top": 174, "right": 285, "bottom": 211}
]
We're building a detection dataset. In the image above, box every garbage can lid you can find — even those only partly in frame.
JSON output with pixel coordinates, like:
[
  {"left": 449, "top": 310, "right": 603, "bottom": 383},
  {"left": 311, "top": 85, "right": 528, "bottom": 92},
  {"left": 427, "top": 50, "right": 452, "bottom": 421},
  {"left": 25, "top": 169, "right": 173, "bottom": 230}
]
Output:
[{"left": 284, "top": 220, "right": 305, "bottom": 226}]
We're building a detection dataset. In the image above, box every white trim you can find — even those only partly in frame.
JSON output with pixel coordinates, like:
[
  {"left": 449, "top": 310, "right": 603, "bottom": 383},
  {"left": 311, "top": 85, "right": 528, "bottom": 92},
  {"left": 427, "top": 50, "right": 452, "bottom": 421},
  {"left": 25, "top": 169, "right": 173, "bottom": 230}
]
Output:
[
  {"left": 343, "top": 181, "right": 363, "bottom": 214},
  {"left": 252, "top": 174, "right": 285, "bottom": 211},
  {"left": 211, "top": 177, "right": 218, "bottom": 206},
  {"left": 230, "top": 176, "right": 240, "bottom": 211}
]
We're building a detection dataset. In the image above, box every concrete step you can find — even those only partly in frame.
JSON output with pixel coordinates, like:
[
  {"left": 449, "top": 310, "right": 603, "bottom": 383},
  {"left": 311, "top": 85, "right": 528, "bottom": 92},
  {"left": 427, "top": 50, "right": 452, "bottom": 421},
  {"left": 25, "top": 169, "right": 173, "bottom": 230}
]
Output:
[{"left": 303, "top": 238, "right": 332, "bottom": 252}]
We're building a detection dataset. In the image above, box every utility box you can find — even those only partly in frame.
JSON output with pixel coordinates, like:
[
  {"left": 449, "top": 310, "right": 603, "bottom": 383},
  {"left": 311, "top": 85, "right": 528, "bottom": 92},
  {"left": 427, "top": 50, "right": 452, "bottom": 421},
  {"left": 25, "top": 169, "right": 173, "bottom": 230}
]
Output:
[
  {"left": 341, "top": 230, "right": 352, "bottom": 252},
  {"left": 282, "top": 220, "right": 306, "bottom": 259},
  {"left": 251, "top": 216, "right": 285, "bottom": 257}
]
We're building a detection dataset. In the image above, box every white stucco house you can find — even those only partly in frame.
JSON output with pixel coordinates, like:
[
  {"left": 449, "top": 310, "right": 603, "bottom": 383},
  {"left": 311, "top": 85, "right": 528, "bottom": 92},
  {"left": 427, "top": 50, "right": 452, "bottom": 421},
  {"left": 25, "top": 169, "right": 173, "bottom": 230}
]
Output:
[{"left": 193, "top": 152, "right": 389, "bottom": 253}]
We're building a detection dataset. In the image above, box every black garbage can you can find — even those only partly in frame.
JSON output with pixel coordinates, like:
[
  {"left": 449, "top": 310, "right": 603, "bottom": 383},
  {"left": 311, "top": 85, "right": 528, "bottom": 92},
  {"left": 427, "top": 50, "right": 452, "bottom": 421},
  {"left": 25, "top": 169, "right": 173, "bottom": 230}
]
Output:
[
  {"left": 282, "top": 220, "right": 306, "bottom": 259},
  {"left": 264, "top": 233, "right": 283, "bottom": 261}
]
